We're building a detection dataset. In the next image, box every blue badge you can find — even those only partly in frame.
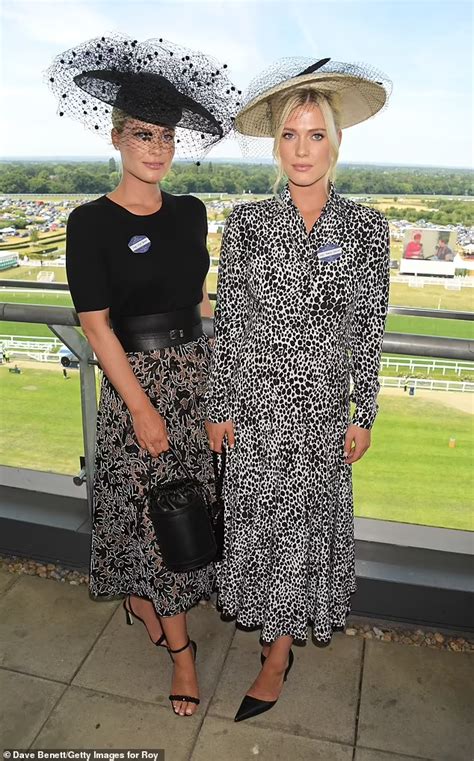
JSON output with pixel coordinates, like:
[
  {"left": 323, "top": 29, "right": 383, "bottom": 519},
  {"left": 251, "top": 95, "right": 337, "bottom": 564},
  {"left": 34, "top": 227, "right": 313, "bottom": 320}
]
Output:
[
  {"left": 128, "top": 235, "right": 151, "bottom": 254},
  {"left": 316, "top": 243, "right": 343, "bottom": 263}
]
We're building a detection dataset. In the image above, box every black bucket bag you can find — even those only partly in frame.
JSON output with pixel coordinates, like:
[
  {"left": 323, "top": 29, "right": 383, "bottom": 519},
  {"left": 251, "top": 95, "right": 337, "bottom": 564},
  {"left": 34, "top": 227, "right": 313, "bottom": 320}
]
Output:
[{"left": 148, "top": 445, "right": 225, "bottom": 572}]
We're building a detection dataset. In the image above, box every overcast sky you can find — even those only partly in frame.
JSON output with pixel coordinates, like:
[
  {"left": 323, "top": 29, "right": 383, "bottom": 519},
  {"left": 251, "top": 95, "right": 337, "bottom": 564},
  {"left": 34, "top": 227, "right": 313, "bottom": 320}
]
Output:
[{"left": 0, "top": 0, "right": 472, "bottom": 167}]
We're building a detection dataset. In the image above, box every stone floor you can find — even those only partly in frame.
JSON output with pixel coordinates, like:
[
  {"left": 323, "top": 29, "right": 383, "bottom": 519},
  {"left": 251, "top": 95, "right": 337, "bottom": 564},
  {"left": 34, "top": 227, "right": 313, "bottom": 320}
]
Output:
[{"left": 0, "top": 568, "right": 472, "bottom": 761}]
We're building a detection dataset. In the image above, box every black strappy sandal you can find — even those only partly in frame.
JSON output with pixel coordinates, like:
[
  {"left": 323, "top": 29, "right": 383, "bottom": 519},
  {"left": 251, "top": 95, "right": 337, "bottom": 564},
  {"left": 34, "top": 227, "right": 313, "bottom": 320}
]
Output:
[
  {"left": 123, "top": 596, "right": 167, "bottom": 648},
  {"left": 167, "top": 638, "right": 200, "bottom": 715}
]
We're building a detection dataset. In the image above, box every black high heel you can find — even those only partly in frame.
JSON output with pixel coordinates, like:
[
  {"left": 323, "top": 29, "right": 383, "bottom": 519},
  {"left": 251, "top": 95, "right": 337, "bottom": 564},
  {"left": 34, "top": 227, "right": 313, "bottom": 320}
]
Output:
[
  {"left": 123, "top": 596, "right": 167, "bottom": 648},
  {"left": 234, "top": 649, "right": 294, "bottom": 722},
  {"left": 167, "top": 638, "right": 200, "bottom": 714}
]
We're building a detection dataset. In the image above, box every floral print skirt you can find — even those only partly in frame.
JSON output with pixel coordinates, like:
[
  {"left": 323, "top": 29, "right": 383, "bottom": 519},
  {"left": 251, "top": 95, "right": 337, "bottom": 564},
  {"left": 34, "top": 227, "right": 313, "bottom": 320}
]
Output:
[{"left": 89, "top": 335, "right": 215, "bottom": 616}]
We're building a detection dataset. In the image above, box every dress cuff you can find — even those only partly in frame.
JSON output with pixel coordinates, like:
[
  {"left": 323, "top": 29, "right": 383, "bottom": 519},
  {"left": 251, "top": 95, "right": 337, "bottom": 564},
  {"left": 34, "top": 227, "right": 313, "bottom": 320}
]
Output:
[{"left": 351, "top": 402, "right": 378, "bottom": 430}]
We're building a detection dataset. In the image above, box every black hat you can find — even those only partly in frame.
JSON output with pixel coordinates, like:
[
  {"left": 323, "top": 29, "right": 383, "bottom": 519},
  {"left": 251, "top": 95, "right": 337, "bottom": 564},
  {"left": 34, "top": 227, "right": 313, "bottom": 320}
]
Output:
[
  {"left": 73, "top": 69, "right": 222, "bottom": 134},
  {"left": 46, "top": 34, "right": 242, "bottom": 159}
]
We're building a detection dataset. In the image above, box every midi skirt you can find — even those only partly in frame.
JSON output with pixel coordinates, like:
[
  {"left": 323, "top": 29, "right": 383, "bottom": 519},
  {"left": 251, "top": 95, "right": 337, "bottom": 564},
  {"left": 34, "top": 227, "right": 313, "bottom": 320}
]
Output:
[{"left": 89, "top": 335, "right": 215, "bottom": 616}]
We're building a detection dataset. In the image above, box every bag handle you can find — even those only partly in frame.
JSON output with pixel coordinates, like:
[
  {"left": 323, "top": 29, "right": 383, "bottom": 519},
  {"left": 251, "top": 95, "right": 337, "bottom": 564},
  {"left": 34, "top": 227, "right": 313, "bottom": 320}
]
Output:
[
  {"left": 212, "top": 448, "right": 226, "bottom": 501},
  {"left": 148, "top": 442, "right": 196, "bottom": 487},
  {"left": 147, "top": 439, "right": 226, "bottom": 496}
]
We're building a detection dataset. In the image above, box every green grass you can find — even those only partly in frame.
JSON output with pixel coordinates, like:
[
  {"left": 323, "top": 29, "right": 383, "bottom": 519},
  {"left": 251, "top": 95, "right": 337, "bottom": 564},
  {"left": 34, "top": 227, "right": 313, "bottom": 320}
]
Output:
[
  {"left": 0, "top": 265, "right": 68, "bottom": 282},
  {"left": 354, "top": 394, "right": 474, "bottom": 530},
  {"left": 389, "top": 282, "right": 474, "bottom": 312},
  {"left": 0, "top": 366, "right": 84, "bottom": 474},
  {"left": 386, "top": 315, "right": 474, "bottom": 340}
]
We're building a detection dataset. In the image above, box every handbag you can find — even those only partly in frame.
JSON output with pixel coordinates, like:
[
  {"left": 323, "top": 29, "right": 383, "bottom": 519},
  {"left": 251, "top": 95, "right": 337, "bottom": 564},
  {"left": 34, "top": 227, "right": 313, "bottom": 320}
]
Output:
[
  {"left": 210, "top": 449, "right": 226, "bottom": 561},
  {"left": 148, "top": 445, "right": 217, "bottom": 572}
]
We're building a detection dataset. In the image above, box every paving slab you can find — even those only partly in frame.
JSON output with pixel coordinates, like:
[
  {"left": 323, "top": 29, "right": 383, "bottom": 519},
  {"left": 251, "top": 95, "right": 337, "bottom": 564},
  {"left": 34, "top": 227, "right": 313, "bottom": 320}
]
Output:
[
  {"left": 191, "top": 715, "right": 353, "bottom": 760},
  {"left": 73, "top": 601, "right": 234, "bottom": 709},
  {"left": 0, "top": 568, "right": 18, "bottom": 595},
  {"left": 208, "top": 628, "right": 363, "bottom": 745},
  {"left": 357, "top": 640, "right": 474, "bottom": 761},
  {"left": 32, "top": 685, "right": 199, "bottom": 760},
  {"left": 0, "top": 668, "right": 66, "bottom": 748},
  {"left": 355, "top": 750, "right": 430, "bottom": 761},
  {"left": 0, "top": 575, "right": 117, "bottom": 681}
]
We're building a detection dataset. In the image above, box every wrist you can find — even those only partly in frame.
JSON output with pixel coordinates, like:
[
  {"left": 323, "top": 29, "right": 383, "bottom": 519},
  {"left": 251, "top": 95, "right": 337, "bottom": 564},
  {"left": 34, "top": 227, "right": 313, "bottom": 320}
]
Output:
[{"left": 129, "top": 396, "right": 153, "bottom": 417}]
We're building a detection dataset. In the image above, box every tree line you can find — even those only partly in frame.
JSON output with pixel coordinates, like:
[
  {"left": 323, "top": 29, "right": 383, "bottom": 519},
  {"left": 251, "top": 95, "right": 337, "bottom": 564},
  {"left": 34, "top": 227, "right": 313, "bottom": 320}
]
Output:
[
  {"left": 381, "top": 200, "right": 473, "bottom": 227},
  {"left": 0, "top": 160, "right": 472, "bottom": 196}
]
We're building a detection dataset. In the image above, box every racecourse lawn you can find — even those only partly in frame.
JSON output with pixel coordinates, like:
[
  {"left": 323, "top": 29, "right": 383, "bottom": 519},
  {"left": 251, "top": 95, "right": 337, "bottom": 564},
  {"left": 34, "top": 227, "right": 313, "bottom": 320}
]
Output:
[
  {"left": 0, "top": 365, "right": 84, "bottom": 475},
  {"left": 353, "top": 394, "right": 473, "bottom": 530},
  {"left": 0, "top": 365, "right": 472, "bottom": 530}
]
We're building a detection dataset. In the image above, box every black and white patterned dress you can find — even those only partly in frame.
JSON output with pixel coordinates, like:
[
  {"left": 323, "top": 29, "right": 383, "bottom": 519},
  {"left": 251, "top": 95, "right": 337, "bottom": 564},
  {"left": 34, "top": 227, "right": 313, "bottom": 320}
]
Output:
[
  {"left": 66, "top": 193, "right": 215, "bottom": 616},
  {"left": 206, "top": 183, "right": 390, "bottom": 644}
]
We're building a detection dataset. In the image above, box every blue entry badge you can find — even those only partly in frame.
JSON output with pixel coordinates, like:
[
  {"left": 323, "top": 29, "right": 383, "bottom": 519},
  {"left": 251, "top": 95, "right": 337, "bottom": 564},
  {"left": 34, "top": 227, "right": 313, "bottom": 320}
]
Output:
[
  {"left": 317, "top": 243, "right": 343, "bottom": 263},
  {"left": 128, "top": 235, "right": 151, "bottom": 254}
]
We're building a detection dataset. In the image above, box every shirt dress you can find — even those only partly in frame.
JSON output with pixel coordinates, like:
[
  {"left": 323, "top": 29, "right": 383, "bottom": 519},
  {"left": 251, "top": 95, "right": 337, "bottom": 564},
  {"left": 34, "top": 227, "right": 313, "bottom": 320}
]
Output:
[{"left": 205, "top": 182, "right": 390, "bottom": 643}]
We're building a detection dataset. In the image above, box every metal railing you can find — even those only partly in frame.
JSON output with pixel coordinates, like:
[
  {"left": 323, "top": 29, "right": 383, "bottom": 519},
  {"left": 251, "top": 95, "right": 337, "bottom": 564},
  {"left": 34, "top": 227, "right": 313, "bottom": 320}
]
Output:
[
  {"left": 0, "top": 302, "right": 95, "bottom": 506},
  {"left": 1, "top": 297, "right": 473, "bottom": 515}
]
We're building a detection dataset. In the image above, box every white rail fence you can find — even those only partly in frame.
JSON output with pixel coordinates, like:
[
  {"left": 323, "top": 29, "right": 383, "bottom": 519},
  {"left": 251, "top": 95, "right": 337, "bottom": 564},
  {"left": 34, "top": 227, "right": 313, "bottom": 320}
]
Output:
[
  {"left": 381, "top": 356, "right": 474, "bottom": 376},
  {"left": 380, "top": 377, "right": 474, "bottom": 393},
  {"left": 0, "top": 334, "right": 62, "bottom": 362},
  {"left": 390, "top": 275, "right": 474, "bottom": 287}
]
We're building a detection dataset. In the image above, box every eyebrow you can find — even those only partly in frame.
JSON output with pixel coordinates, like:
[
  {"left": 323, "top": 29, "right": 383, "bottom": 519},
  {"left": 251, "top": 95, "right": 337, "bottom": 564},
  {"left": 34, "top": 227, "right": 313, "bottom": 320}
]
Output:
[
  {"left": 283, "top": 126, "right": 327, "bottom": 132},
  {"left": 132, "top": 127, "right": 175, "bottom": 134}
]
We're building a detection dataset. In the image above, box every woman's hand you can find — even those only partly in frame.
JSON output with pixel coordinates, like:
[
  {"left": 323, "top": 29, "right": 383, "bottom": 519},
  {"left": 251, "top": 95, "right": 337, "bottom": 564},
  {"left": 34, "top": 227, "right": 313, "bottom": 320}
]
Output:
[
  {"left": 344, "top": 424, "right": 371, "bottom": 464},
  {"left": 132, "top": 404, "right": 169, "bottom": 457},
  {"left": 206, "top": 420, "right": 235, "bottom": 453}
]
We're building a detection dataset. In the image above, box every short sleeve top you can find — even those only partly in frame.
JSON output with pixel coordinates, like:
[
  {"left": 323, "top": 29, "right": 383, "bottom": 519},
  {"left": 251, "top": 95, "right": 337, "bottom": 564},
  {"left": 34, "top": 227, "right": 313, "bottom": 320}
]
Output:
[{"left": 66, "top": 192, "right": 209, "bottom": 318}]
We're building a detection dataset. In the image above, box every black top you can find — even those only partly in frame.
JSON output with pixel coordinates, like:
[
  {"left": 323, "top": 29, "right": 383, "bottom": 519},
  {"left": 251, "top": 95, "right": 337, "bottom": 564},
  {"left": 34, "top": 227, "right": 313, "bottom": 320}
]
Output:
[{"left": 66, "top": 192, "right": 209, "bottom": 318}]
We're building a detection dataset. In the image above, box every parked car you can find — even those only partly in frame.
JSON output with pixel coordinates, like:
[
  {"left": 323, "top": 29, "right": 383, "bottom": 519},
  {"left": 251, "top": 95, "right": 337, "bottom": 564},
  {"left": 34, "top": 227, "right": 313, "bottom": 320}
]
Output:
[{"left": 58, "top": 346, "right": 79, "bottom": 369}]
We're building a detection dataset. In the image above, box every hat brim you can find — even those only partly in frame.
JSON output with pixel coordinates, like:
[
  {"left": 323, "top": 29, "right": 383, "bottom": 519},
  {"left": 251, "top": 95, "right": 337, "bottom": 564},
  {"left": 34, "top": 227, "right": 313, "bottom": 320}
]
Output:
[
  {"left": 74, "top": 69, "right": 223, "bottom": 135},
  {"left": 235, "top": 72, "right": 388, "bottom": 135}
]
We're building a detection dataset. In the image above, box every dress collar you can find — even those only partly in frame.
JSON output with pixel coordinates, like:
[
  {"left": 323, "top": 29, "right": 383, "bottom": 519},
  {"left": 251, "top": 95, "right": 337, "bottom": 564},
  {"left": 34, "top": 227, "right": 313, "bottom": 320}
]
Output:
[{"left": 277, "top": 181, "right": 340, "bottom": 218}]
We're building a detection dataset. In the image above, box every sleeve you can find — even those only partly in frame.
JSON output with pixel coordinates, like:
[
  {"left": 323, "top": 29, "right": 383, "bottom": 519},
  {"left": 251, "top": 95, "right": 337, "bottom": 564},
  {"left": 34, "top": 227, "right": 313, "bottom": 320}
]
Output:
[
  {"left": 66, "top": 206, "right": 112, "bottom": 313},
  {"left": 349, "top": 213, "right": 390, "bottom": 430},
  {"left": 205, "top": 206, "right": 250, "bottom": 423}
]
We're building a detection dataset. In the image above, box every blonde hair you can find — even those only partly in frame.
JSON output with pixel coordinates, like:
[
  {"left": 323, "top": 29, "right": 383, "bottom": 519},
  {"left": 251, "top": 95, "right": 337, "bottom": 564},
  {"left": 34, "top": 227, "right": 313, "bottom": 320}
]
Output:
[
  {"left": 111, "top": 107, "right": 130, "bottom": 133},
  {"left": 271, "top": 88, "right": 341, "bottom": 194}
]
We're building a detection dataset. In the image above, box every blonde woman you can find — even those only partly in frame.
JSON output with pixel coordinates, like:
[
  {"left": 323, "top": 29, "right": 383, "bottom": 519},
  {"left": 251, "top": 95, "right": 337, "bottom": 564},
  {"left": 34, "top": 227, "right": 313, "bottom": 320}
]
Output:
[
  {"left": 47, "top": 34, "right": 239, "bottom": 717},
  {"left": 205, "top": 58, "right": 391, "bottom": 721}
]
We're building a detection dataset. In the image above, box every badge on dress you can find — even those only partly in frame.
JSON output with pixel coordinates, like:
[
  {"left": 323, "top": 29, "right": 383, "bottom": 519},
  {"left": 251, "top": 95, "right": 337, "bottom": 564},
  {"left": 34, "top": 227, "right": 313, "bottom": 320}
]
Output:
[
  {"left": 316, "top": 243, "right": 343, "bottom": 263},
  {"left": 128, "top": 235, "right": 151, "bottom": 254}
]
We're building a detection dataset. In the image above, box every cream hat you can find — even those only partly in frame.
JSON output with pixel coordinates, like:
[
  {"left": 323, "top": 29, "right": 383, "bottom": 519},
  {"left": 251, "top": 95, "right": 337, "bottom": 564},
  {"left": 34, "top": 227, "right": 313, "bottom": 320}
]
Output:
[{"left": 235, "top": 57, "right": 391, "bottom": 135}]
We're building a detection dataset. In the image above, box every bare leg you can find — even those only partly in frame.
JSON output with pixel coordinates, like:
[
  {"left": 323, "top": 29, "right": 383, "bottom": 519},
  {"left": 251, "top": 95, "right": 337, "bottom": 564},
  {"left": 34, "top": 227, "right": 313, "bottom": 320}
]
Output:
[
  {"left": 248, "top": 635, "right": 293, "bottom": 701},
  {"left": 160, "top": 612, "right": 199, "bottom": 717},
  {"left": 128, "top": 595, "right": 166, "bottom": 645}
]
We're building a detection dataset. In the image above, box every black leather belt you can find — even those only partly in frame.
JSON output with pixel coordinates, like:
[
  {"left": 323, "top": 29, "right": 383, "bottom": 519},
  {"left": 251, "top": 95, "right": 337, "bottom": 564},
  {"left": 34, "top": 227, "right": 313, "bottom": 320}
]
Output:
[{"left": 113, "top": 306, "right": 203, "bottom": 351}]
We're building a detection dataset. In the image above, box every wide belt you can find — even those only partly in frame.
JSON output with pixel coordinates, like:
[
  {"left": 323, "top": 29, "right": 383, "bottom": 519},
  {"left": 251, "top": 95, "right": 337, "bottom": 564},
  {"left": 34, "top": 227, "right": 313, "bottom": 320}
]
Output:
[{"left": 112, "top": 306, "right": 203, "bottom": 351}]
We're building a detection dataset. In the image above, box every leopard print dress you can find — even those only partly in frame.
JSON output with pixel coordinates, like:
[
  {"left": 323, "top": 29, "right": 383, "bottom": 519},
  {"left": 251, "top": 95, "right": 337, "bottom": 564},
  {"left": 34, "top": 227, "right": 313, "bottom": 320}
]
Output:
[{"left": 206, "top": 183, "right": 390, "bottom": 644}]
